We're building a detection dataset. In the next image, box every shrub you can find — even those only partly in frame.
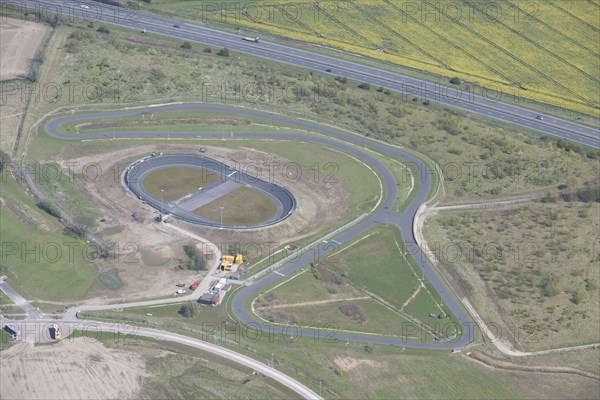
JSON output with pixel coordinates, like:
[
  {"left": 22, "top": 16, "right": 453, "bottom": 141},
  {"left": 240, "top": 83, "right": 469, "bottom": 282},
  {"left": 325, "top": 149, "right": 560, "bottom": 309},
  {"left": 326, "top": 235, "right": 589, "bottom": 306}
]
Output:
[
  {"left": 0, "top": 150, "right": 11, "bottom": 172},
  {"left": 540, "top": 275, "right": 560, "bottom": 297},
  {"left": 357, "top": 82, "right": 371, "bottom": 90},
  {"left": 339, "top": 302, "right": 367, "bottom": 323},
  {"left": 319, "top": 266, "right": 344, "bottom": 285},
  {"left": 179, "top": 302, "right": 198, "bottom": 318},
  {"left": 181, "top": 41, "right": 192, "bottom": 49},
  {"left": 310, "top": 263, "right": 321, "bottom": 280},
  {"left": 577, "top": 183, "right": 600, "bottom": 203},
  {"left": 449, "top": 77, "right": 461, "bottom": 84},
  {"left": 183, "top": 243, "right": 207, "bottom": 271},
  {"left": 96, "top": 26, "right": 110, "bottom": 34},
  {"left": 217, "top": 47, "right": 230, "bottom": 57},
  {"left": 571, "top": 289, "right": 586, "bottom": 305},
  {"left": 542, "top": 192, "right": 558, "bottom": 203}
]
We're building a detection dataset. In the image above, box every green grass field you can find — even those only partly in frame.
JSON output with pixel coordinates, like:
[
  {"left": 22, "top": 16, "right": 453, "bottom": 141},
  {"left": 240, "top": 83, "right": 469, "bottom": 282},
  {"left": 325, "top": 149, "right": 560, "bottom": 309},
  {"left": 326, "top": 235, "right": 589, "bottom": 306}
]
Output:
[
  {"left": 327, "top": 226, "right": 423, "bottom": 310},
  {"left": 0, "top": 177, "right": 97, "bottom": 301},
  {"left": 253, "top": 225, "right": 461, "bottom": 338},
  {"left": 51, "top": 109, "right": 309, "bottom": 136},
  {"left": 144, "top": 167, "right": 221, "bottom": 201},
  {"left": 255, "top": 268, "right": 364, "bottom": 306},
  {"left": 143, "top": 0, "right": 600, "bottom": 115},
  {"left": 194, "top": 186, "right": 278, "bottom": 225},
  {"left": 33, "top": 163, "right": 100, "bottom": 228},
  {"left": 258, "top": 297, "right": 425, "bottom": 338}
]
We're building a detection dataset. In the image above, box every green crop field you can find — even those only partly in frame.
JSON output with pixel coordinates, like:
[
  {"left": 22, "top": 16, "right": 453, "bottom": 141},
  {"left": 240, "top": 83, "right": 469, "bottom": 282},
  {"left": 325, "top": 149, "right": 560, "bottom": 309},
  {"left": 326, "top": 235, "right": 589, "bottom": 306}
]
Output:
[
  {"left": 144, "top": 167, "right": 221, "bottom": 201},
  {"left": 144, "top": 0, "right": 600, "bottom": 116}
]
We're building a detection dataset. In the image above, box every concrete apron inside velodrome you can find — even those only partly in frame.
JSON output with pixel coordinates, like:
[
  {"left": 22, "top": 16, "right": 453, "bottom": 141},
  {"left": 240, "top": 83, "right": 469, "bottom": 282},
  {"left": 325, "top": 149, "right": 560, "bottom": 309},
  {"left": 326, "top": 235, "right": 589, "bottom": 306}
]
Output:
[{"left": 176, "top": 179, "right": 242, "bottom": 212}]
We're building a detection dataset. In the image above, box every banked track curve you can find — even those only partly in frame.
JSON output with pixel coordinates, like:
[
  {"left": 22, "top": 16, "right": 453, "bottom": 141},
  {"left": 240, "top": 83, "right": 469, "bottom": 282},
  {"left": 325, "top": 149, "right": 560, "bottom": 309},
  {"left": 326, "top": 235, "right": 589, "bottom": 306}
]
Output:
[{"left": 45, "top": 104, "right": 474, "bottom": 349}]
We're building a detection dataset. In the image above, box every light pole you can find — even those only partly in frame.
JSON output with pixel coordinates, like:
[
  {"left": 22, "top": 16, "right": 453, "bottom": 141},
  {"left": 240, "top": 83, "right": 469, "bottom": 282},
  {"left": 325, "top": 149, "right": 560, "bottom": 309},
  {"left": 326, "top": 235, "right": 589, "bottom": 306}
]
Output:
[
  {"left": 319, "top": 381, "right": 322, "bottom": 397},
  {"left": 160, "top": 188, "right": 164, "bottom": 216},
  {"left": 220, "top": 206, "right": 224, "bottom": 229},
  {"left": 271, "top": 352, "right": 274, "bottom": 367}
]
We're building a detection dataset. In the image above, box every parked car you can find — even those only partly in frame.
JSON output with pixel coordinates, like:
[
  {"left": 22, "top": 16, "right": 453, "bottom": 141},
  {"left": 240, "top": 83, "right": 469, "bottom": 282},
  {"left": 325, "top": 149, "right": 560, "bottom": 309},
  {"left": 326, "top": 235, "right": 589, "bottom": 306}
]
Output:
[
  {"left": 175, "top": 289, "right": 186, "bottom": 295},
  {"left": 176, "top": 283, "right": 186, "bottom": 287}
]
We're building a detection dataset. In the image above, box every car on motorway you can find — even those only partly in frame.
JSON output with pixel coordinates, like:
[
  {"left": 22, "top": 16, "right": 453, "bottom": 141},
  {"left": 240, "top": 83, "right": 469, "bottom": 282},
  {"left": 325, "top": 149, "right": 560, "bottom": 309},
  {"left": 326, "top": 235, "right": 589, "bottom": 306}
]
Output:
[
  {"left": 173, "top": 24, "right": 180, "bottom": 28},
  {"left": 175, "top": 289, "right": 186, "bottom": 295},
  {"left": 535, "top": 115, "right": 544, "bottom": 120},
  {"left": 325, "top": 68, "right": 332, "bottom": 72},
  {"left": 80, "top": 4, "right": 89, "bottom": 9}
]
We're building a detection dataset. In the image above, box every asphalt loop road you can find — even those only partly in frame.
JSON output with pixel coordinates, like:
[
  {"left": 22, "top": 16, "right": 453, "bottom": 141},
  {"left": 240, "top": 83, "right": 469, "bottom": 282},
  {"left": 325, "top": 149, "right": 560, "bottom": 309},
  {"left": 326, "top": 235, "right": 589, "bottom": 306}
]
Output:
[
  {"left": 17, "top": 0, "right": 600, "bottom": 148},
  {"left": 46, "top": 104, "right": 473, "bottom": 349}
]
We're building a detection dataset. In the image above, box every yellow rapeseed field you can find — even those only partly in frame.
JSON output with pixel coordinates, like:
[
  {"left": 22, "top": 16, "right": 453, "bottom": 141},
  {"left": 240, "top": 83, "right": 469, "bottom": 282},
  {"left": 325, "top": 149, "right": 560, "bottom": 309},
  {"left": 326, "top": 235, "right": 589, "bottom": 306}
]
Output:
[{"left": 148, "top": 0, "right": 599, "bottom": 115}]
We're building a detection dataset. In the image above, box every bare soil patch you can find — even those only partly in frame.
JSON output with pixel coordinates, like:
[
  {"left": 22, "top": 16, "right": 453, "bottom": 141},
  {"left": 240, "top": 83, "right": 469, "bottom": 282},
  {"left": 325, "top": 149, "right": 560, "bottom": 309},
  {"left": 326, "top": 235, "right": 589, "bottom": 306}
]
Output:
[
  {"left": 0, "top": 339, "right": 148, "bottom": 400},
  {"left": 333, "top": 356, "right": 384, "bottom": 372},
  {"left": 47, "top": 142, "right": 352, "bottom": 303},
  {"left": 0, "top": 18, "right": 47, "bottom": 80}
]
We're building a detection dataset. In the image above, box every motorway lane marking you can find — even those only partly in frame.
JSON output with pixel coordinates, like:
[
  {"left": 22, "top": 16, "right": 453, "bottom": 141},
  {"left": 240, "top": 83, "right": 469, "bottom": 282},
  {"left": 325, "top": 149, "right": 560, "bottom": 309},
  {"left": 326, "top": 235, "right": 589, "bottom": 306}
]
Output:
[
  {"left": 274, "top": 271, "right": 285, "bottom": 277},
  {"left": 227, "top": 171, "right": 236, "bottom": 177}
]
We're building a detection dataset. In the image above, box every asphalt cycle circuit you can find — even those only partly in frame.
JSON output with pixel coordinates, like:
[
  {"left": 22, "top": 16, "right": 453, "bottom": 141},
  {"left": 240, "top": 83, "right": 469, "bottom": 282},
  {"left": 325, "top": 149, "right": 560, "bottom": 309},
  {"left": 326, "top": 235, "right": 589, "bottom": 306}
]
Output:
[
  {"left": 124, "top": 152, "right": 296, "bottom": 229},
  {"left": 45, "top": 104, "right": 475, "bottom": 350}
]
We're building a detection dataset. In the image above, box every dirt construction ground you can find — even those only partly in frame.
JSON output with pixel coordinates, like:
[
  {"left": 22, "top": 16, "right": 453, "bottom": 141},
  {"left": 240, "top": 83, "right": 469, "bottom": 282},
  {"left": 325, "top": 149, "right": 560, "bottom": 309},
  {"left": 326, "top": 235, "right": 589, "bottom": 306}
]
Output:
[
  {"left": 0, "top": 18, "right": 47, "bottom": 80},
  {"left": 0, "top": 339, "right": 148, "bottom": 399},
  {"left": 47, "top": 142, "right": 355, "bottom": 303}
]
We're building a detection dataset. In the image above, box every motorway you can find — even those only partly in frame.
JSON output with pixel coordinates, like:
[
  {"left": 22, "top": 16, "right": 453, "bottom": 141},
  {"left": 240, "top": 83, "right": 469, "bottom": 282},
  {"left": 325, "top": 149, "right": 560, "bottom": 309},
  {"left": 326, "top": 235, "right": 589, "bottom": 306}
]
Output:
[
  {"left": 11, "top": 0, "right": 600, "bottom": 148},
  {"left": 43, "top": 103, "right": 474, "bottom": 349}
]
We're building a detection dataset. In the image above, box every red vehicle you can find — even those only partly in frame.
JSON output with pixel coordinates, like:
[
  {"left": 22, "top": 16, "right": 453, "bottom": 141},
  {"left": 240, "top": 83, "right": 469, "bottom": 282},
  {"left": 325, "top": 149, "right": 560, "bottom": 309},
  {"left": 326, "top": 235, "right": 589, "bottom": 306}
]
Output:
[{"left": 190, "top": 281, "right": 199, "bottom": 290}]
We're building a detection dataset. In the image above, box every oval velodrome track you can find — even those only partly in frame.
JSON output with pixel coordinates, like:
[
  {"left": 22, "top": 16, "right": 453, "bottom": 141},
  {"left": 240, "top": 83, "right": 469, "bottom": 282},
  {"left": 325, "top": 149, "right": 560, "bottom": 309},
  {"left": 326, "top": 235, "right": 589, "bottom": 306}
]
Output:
[
  {"left": 124, "top": 153, "right": 296, "bottom": 229},
  {"left": 45, "top": 104, "right": 474, "bottom": 349}
]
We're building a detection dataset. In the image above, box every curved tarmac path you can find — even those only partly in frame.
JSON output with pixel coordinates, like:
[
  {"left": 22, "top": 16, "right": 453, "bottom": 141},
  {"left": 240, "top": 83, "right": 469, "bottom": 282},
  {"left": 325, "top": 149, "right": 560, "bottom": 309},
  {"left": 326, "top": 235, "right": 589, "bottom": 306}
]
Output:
[{"left": 45, "top": 104, "right": 474, "bottom": 350}]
